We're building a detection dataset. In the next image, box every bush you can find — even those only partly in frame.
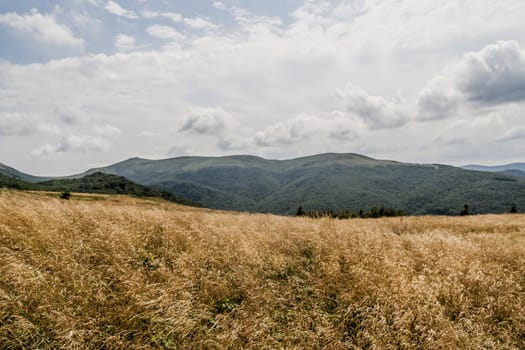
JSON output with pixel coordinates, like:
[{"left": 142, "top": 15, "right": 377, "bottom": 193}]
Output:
[{"left": 60, "top": 192, "right": 71, "bottom": 200}]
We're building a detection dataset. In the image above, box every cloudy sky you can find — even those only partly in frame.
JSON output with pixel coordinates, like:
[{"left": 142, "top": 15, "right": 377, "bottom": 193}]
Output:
[{"left": 1, "top": 0, "right": 525, "bottom": 175}]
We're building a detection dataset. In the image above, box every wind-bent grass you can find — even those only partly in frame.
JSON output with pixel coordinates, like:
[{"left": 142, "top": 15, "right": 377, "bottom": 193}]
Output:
[{"left": 1, "top": 189, "right": 524, "bottom": 349}]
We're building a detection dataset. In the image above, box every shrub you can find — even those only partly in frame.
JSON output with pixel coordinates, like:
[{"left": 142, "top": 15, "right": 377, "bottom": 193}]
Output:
[{"left": 60, "top": 192, "right": 71, "bottom": 200}]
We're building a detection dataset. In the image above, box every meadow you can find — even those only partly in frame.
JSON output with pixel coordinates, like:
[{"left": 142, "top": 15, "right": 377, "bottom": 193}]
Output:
[{"left": 1, "top": 189, "right": 524, "bottom": 349}]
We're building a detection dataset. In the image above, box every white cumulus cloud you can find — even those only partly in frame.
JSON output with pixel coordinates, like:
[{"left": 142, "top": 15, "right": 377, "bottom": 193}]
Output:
[
  {"left": 147, "top": 25, "right": 184, "bottom": 41},
  {"left": 115, "top": 33, "right": 137, "bottom": 51},
  {"left": 253, "top": 112, "right": 365, "bottom": 147},
  {"left": 417, "top": 41, "right": 525, "bottom": 121},
  {"left": 183, "top": 17, "right": 217, "bottom": 31},
  {"left": 0, "top": 9, "right": 84, "bottom": 48},
  {"left": 336, "top": 85, "right": 410, "bottom": 129},
  {"left": 104, "top": 1, "right": 138, "bottom": 19}
]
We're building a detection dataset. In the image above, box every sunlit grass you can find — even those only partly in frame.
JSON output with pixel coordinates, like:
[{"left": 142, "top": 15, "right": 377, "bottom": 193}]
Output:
[{"left": 1, "top": 189, "right": 524, "bottom": 349}]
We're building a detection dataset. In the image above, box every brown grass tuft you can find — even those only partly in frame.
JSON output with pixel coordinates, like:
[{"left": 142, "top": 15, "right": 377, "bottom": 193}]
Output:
[{"left": 1, "top": 189, "right": 524, "bottom": 349}]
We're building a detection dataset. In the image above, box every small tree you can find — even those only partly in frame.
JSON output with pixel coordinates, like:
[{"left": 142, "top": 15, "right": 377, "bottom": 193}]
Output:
[
  {"left": 296, "top": 206, "right": 304, "bottom": 216},
  {"left": 460, "top": 204, "right": 469, "bottom": 216},
  {"left": 510, "top": 203, "right": 518, "bottom": 213},
  {"left": 60, "top": 192, "right": 71, "bottom": 200}
]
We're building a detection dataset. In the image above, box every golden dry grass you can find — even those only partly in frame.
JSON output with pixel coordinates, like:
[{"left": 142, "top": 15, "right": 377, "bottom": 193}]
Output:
[{"left": 1, "top": 189, "right": 525, "bottom": 349}]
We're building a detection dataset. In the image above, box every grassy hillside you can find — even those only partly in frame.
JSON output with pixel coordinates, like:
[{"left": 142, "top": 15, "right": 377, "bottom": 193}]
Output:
[
  {"left": 37, "top": 172, "right": 196, "bottom": 206},
  {"left": 0, "top": 172, "right": 196, "bottom": 206},
  {"left": 88, "top": 153, "right": 525, "bottom": 215},
  {"left": 1, "top": 190, "right": 524, "bottom": 349}
]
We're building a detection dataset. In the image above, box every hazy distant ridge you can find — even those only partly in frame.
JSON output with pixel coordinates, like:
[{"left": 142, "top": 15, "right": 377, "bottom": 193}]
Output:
[{"left": 462, "top": 163, "right": 525, "bottom": 173}]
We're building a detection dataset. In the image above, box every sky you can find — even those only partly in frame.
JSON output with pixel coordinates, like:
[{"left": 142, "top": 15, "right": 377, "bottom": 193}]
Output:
[{"left": 0, "top": 0, "right": 525, "bottom": 176}]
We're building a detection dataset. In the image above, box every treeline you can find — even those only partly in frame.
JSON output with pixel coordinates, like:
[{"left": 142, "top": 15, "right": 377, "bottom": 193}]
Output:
[
  {"left": 0, "top": 172, "right": 199, "bottom": 207},
  {"left": 296, "top": 206, "right": 404, "bottom": 219}
]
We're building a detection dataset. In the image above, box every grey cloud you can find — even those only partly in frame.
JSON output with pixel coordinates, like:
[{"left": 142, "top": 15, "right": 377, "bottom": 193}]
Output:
[
  {"left": 31, "top": 135, "right": 109, "bottom": 157},
  {"left": 167, "top": 145, "right": 194, "bottom": 157},
  {"left": 59, "top": 135, "right": 108, "bottom": 153},
  {"left": 180, "top": 108, "right": 233, "bottom": 135},
  {"left": 417, "top": 41, "right": 525, "bottom": 121},
  {"left": 417, "top": 89, "right": 458, "bottom": 121},
  {"left": 0, "top": 113, "right": 36, "bottom": 136},
  {"left": 336, "top": 85, "right": 409, "bottom": 129},
  {"left": 54, "top": 106, "right": 86, "bottom": 125},
  {"left": 496, "top": 127, "right": 525, "bottom": 142},
  {"left": 253, "top": 114, "right": 322, "bottom": 147},
  {"left": 457, "top": 41, "right": 525, "bottom": 105},
  {"left": 217, "top": 136, "right": 251, "bottom": 151},
  {"left": 327, "top": 111, "right": 364, "bottom": 141},
  {"left": 329, "top": 124, "right": 360, "bottom": 141},
  {"left": 216, "top": 139, "right": 235, "bottom": 150}
]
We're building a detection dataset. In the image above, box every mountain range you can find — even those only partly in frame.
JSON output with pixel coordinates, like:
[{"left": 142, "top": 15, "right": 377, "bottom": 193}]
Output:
[
  {"left": 2, "top": 153, "right": 524, "bottom": 215},
  {"left": 462, "top": 163, "right": 525, "bottom": 177}
]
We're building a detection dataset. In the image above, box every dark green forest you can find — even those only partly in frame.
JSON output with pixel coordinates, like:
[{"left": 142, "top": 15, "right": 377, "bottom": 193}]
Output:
[{"left": 2, "top": 153, "right": 524, "bottom": 215}]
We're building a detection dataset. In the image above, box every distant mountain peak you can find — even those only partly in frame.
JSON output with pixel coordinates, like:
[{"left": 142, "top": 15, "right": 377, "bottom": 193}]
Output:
[{"left": 462, "top": 163, "right": 525, "bottom": 173}]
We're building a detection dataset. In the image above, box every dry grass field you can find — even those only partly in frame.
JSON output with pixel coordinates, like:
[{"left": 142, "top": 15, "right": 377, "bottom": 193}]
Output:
[{"left": 1, "top": 189, "right": 525, "bottom": 349}]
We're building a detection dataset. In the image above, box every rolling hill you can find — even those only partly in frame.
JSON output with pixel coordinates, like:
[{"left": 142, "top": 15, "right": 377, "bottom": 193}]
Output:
[
  {"left": 0, "top": 171, "right": 196, "bottom": 206},
  {"left": 79, "top": 153, "right": 525, "bottom": 215},
  {"left": 0, "top": 162, "right": 49, "bottom": 183}
]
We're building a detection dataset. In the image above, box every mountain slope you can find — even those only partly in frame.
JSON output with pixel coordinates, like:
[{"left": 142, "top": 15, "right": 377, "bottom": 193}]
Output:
[
  {"left": 0, "top": 163, "right": 49, "bottom": 183},
  {"left": 500, "top": 169, "right": 525, "bottom": 177},
  {"left": 0, "top": 173, "right": 39, "bottom": 190},
  {"left": 85, "top": 153, "right": 525, "bottom": 215}
]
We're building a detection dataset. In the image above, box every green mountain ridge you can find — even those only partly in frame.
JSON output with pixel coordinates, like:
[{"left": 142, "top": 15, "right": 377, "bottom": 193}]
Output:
[
  {"left": 82, "top": 153, "right": 525, "bottom": 215},
  {"left": 3, "top": 153, "right": 524, "bottom": 215}
]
